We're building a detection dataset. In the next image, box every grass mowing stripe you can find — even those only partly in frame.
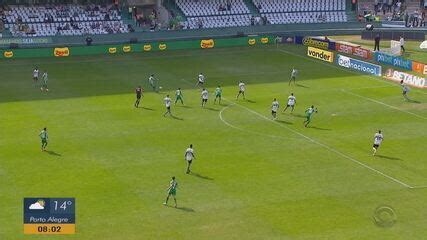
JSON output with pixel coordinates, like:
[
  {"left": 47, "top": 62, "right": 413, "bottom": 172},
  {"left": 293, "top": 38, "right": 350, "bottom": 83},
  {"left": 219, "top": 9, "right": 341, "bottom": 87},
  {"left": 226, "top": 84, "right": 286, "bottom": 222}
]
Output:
[
  {"left": 222, "top": 97, "right": 414, "bottom": 189},
  {"left": 341, "top": 89, "right": 427, "bottom": 120},
  {"left": 276, "top": 48, "right": 427, "bottom": 96},
  {"left": 218, "top": 103, "right": 301, "bottom": 141},
  {"left": 276, "top": 47, "right": 427, "bottom": 114},
  {"left": 180, "top": 74, "right": 414, "bottom": 188},
  {"left": 0, "top": 47, "right": 268, "bottom": 67},
  {"left": 274, "top": 49, "right": 395, "bottom": 87}
]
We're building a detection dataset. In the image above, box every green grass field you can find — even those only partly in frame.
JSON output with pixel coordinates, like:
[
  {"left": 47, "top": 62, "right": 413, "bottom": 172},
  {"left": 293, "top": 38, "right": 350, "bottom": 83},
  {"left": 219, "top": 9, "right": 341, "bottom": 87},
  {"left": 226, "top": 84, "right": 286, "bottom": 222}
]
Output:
[
  {"left": 1, "top": 44, "right": 427, "bottom": 240},
  {"left": 330, "top": 35, "right": 427, "bottom": 63}
]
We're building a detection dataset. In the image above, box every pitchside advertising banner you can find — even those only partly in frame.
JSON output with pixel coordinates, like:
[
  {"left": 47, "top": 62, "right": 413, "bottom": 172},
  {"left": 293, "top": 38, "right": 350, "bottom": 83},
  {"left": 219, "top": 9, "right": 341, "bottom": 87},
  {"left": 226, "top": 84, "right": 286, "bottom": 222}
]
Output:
[
  {"left": 412, "top": 61, "right": 427, "bottom": 75},
  {"left": 385, "top": 69, "right": 426, "bottom": 88},
  {"left": 276, "top": 36, "right": 295, "bottom": 44},
  {"left": 307, "top": 47, "right": 334, "bottom": 62},
  {"left": 335, "top": 43, "right": 372, "bottom": 60},
  {"left": 336, "top": 54, "right": 382, "bottom": 76},
  {"left": 374, "top": 52, "right": 412, "bottom": 70},
  {"left": 296, "top": 36, "right": 335, "bottom": 50}
]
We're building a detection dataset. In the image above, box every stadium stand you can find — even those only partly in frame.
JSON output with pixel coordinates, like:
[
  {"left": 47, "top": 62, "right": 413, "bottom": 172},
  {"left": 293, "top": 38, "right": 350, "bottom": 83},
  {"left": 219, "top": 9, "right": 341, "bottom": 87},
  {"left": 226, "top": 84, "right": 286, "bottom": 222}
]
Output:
[
  {"left": 184, "top": 14, "right": 251, "bottom": 29},
  {"left": 264, "top": 12, "right": 347, "bottom": 24},
  {"left": 175, "top": 0, "right": 250, "bottom": 16},
  {"left": 176, "top": 0, "right": 348, "bottom": 29},
  {"left": 357, "top": 0, "right": 425, "bottom": 26},
  {"left": 0, "top": 0, "right": 352, "bottom": 34},
  {"left": 254, "top": 0, "right": 347, "bottom": 24},
  {"left": 253, "top": 0, "right": 346, "bottom": 13},
  {"left": 176, "top": 0, "right": 252, "bottom": 29},
  {"left": 3, "top": 5, "right": 128, "bottom": 37}
]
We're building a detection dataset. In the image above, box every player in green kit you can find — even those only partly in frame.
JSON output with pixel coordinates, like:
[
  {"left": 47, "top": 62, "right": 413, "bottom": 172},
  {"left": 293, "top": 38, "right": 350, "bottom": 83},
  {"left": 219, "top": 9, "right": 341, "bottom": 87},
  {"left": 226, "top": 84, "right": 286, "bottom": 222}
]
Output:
[
  {"left": 163, "top": 176, "right": 178, "bottom": 207},
  {"left": 148, "top": 74, "right": 157, "bottom": 92},
  {"left": 303, "top": 105, "right": 317, "bottom": 127},
  {"left": 214, "top": 86, "right": 222, "bottom": 104},
  {"left": 39, "top": 127, "right": 48, "bottom": 151},
  {"left": 41, "top": 71, "right": 49, "bottom": 92},
  {"left": 175, "top": 88, "right": 184, "bottom": 105}
]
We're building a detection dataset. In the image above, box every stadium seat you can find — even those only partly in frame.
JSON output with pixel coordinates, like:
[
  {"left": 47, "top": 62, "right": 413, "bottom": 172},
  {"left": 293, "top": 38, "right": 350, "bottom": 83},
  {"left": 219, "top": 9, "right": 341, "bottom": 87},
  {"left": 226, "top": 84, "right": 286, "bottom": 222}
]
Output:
[
  {"left": 4, "top": 5, "right": 128, "bottom": 37},
  {"left": 178, "top": 0, "right": 348, "bottom": 29}
]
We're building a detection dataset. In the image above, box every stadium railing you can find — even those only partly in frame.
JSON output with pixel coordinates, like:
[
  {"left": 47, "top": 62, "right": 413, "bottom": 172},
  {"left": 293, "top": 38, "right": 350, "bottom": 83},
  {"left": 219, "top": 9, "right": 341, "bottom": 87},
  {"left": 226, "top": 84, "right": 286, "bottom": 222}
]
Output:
[{"left": 0, "top": 21, "right": 373, "bottom": 49}]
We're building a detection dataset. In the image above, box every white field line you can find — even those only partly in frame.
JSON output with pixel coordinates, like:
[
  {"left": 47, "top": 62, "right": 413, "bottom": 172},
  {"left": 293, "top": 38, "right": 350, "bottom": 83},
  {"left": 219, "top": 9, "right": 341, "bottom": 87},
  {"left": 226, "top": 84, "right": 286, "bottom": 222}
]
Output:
[
  {"left": 347, "top": 85, "right": 394, "bottom": 90},
  {"left": 223, "top": 97, "right": 413, "bottom": 189},
  {"left": 181, "top": 69, "right": 427, "bottom": 189},
  {"left": 341, "top": 89, "right": 427, "bottom": 120},
  {"left": 219, "top": 104, "right": 301, "bottom": 141},
  {"left": 275, "top": 48, "right": 427, "bottom": 96},
  {"left": 179, "top": 76, "right": 393, "bottom": 93},
  {"left": 275, "top": 48, "right": 395, "bottom": 87}
]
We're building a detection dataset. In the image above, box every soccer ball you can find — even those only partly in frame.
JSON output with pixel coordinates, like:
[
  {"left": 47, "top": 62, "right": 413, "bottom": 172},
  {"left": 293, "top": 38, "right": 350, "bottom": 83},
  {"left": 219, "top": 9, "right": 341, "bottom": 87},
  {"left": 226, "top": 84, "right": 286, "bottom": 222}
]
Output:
[{"left": 159, "top": 86, "right": 163, "bottom": 89}]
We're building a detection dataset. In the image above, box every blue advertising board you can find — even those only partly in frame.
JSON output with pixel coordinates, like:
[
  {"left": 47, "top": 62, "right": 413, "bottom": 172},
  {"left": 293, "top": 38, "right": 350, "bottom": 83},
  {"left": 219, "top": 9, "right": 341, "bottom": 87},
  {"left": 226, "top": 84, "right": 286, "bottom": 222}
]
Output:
[
  {"left": 337, "top": 54, "right": 382, "bottom": 76},
  {"left": 374, "top": 52, "right": 412, "bottom": 70}
]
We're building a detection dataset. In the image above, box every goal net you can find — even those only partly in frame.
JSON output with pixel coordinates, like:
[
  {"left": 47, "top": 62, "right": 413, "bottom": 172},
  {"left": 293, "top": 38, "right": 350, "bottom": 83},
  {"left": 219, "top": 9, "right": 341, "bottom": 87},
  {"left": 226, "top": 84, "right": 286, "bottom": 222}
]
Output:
[{"left": 383, "top": 40, "right": 401, "bottom": 56}]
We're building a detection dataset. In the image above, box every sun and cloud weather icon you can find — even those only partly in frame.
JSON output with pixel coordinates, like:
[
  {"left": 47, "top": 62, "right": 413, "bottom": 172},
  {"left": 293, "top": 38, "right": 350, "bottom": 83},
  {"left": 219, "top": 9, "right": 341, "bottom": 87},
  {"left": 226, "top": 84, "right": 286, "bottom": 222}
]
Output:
[{"left": 29, "top": 199, "right": 46, "bottom": 210}]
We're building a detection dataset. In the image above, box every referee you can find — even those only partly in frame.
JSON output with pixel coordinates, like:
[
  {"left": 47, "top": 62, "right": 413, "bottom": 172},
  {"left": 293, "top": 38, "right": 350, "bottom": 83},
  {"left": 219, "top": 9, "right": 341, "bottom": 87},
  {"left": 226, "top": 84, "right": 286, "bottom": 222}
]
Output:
[{"left": 374, "top": 34, "right": 381, "bottom": 51}]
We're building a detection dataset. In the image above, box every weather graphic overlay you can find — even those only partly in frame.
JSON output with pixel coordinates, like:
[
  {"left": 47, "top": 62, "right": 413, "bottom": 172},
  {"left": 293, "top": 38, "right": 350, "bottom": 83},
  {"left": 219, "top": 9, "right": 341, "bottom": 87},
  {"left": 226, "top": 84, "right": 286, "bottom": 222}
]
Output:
[{"left": 23, "top": 198, "right": 75, "bottom": 234}]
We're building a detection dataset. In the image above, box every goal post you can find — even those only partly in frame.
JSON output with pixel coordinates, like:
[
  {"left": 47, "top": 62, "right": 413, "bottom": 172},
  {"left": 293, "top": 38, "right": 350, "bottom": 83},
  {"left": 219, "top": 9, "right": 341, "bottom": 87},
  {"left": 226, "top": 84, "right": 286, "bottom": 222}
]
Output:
[{"left": 389, "top": 40, "right": 401, "bottom": 56}]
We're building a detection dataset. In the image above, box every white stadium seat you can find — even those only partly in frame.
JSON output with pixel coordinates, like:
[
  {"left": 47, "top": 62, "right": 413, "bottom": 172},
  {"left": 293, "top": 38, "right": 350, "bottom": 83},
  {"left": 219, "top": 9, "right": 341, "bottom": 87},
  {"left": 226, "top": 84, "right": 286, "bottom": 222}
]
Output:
[
  {"left": 4, "top": 5, "right": 128, "bottom": 37},
  {"left": 178, "top": 0, "right": 348, "bottom": 29}
]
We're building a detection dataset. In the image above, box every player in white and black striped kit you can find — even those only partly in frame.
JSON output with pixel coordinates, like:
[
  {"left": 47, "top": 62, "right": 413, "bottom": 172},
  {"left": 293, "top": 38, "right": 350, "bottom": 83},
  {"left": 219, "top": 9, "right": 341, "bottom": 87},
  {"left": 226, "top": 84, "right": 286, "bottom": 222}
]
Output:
[
  {"left": 283, "top": 93, "right": 296, "bottom": 113},
  {"left": 289, "top": 68, "right": 298, "bottom": 85},
  {"left": 236, "top": 81, "right": 246, "bottom": 100},
  {"left": 163, "top": 95, "right": 172, "bottom": 117},
  {"left": 196, "top": 73, "right": 205, "bottom": 88},
  {"left": 372, "top": 130, "right": 383, "bottom": 156},
  {"left": 271, "top": 98, "right": 279, "bottom": 120},
  {"left": 33, "top": 67, "right": 39, "bottom": 83},
  {"left": 185, "top": 144, "right": 195, "bottom": 174},
  {"left": 201, "top": 89, "right": 209, "bottom": 107}
]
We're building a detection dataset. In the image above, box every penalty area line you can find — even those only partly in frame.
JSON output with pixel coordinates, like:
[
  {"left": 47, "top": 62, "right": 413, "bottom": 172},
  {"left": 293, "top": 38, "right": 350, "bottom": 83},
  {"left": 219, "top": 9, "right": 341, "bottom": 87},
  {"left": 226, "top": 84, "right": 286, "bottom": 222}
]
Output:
[{"left": 223, "top": 97, "right": 413, "bottom": 189}]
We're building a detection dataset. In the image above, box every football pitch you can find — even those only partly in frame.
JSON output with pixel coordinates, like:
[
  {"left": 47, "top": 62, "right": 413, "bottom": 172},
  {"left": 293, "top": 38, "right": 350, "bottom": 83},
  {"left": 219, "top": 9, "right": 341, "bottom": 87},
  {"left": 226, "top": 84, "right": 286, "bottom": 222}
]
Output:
[{"left": 1, "top": 44, "right": 427, "bottom": 239}]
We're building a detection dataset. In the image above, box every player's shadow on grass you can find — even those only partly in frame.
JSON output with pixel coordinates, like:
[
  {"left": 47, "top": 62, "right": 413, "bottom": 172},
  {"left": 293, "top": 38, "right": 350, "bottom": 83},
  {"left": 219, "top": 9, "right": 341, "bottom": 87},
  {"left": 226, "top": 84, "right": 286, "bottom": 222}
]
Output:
[
  {"left": 246, "top": 99, "right": 256, "bottom": 103},
  {"left": 204, "top": 107, "right": 219, "bottom": 112},
  {"left": 176, "top": 206, "right": 195, "bottom": 212},
  {"left": 376, "top": 155, "right": 401, "bottom": 161},
  {"left": 140, "top": 107, "right": 155, "bottom": 111},
  {"left": 276, "top": 119, "right": 293, "bottom": 125},
  {"left": 291, "top": 114, "right": 306, "bottom": 119},
  {"left": 171, "top": 115, "right": 184, "bottom": 120},
  {"left": 191, "top": 172, "right": 214, "bottom": 181},
  {"left": 296, "top": 83, "right": 309, "bottom": 88},
  {"left": 407, "top": 99, "right": 421, "bottom": 104},
  {"left": 46, "top": 150, "right": 62, "bottom": 156},
  {"left": 215, "top": 103, "right": 229, "bottom": 107},
  {"left": 165, "top": 205, "right": 195, "bottom": 212},
  {"left": 178, "top": 105, "right": 192, "bottom": 109},
  {"left": 309, "top": 126, "right": 332, "bottom": 131}
]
